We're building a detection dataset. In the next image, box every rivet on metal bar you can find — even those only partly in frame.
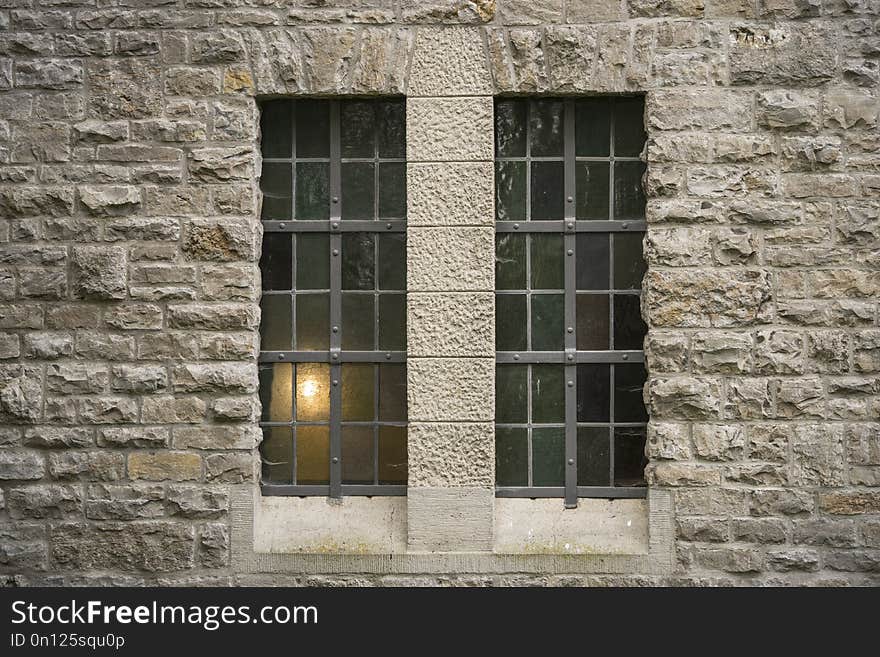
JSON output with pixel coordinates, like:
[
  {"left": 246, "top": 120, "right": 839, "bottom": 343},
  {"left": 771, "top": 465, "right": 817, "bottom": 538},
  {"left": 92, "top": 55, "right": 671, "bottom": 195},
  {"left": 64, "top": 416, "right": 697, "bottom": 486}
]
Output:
[
  {"left": 513, "top": 223, "right": 520, "bottom": 230},
  {"left": 332, "top": 249, "right": 339, "bottom": 256}
]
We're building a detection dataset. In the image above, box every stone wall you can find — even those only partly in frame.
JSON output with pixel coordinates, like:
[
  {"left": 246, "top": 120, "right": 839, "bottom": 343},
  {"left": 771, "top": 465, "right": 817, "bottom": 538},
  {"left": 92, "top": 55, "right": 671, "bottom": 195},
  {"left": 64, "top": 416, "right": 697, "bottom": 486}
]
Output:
[{"left": 0, "top": 0, "right": 878, "bottom": 586}]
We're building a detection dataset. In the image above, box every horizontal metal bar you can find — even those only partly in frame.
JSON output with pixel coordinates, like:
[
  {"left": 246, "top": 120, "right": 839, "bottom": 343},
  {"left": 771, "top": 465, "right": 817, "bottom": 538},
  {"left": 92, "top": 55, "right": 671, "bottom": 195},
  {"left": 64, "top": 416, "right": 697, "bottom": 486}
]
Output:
[
  {"left": 262, "top": 220, "right": 405, "bottom": 232},
  {"left": 495, "top": 156, "right": 642, "bottom": 163},
  {"left": 261, "top": 157, "right": 406, "bottom": 164},
  {"left": 495, "top": 487, "right": 647, "bottom": 499},
  {"left": 495, "top": 351, "right": 645, "bottom": 364},
  {"left": 261, "top": 289, "right": 407, "bottom": 295},
  {"left": 496, "top": 220, "right": 646, "bottom": 233},
  {"left": 260, "top": 421, "right": 408, "bottom": 428},
  {"left": 259, "top": 351, "right": 406, "bottom": 363},
  {"left": 496, "top": 289, "right": 640, "bottom": 295},
  {"left": 495, "top": 422, "right": 647, "bottom": 429},
  {"left": 261, "top": 484, "right": 407, "bottom": 497}
]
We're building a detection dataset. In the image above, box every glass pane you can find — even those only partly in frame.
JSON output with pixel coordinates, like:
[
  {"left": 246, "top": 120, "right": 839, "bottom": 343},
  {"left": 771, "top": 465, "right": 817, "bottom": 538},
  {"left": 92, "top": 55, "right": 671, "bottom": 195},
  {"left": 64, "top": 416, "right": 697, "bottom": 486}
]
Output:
[
  {"left": 295, "top": 100, "right": 329, "bottom": 158},
  {"left": 614, "top": 426, "right": 647, "bottom": 486},
  {"left": 613, "top": 295, "right": 646, "bottom": 350},
  {"left": 342, "top": 233, "right": 375, "bottom": 290},
  {"left": 260, "top": 162, "right": 292, "bottom": 221},
  {"left": 613, "top": 233, "right": 646, "bottom": 290},
  {"left": 575, "top": 98, "right": 610, "bottom": 157},
  {"left": 295, "top": 293, "right": 329, "bottom": 350},
  {"left": 342, "top": 363, "right": 374, "bottom": 422},
  {"left": 530, "top": 161, "right": 564, "bottom": 220},
  {"left": 378, "top": 294, "right": 406, "bottom": 351},
  {"left": 379, "top": 364, "right": 406, "bottom": 422},
  {"left": 259, "top": 294, "right": 291, "bottom": 351},
  {"left": 532, "top": 427, "right": 565, "bottom": 486},
  {"left": 496, "top": 427, "right": 527, "bottom": 486},
  {"left": 341, "top": 101, "right": 375, "bottom": 157},
  {"left": 576, "top": 162, "right": 609, "bottom": 220},
  {"left": 496, "top": 161, "right": 526, "bottom": 222},
  {"left": 342, "top": 162, "right": 375, "bottom": 220},
  {"left": 531, "top": 294, "right": 563, "bottom": 351},
  {"left": 577, "top": 364, "right": 610, "bottom": 422},
  {"left": 378, "top": 425, "right": 407, "bottom": 484},
  {"left": 378, "top": 233, "right": 405, "bottom": 290},
  {"left": 530, "top": 234, "right": 564, "bottom": 290},
  {"left": 342, "top": 426, "right": 374, "bottom": 485},
  {"left": 261, "top": 426, "right": 292, "bottom": 484},
  {"left": 296, "top": 425, "right": 329, "bottom": 485},
  {"left": 496, "top": 294, "right": 527, "bottom": 351},
  {"left": 614, "top": 162, "right": 646, "bottom": 220},
  {"left": 377, "top": 101, "right": 405, "bottom": 158},
  {"left": 259, "top": 362, "right": 292, "bottom": 422},
  {"left": 614, "top": 97, "right": 646, "bottom": 158},
  {"left": 495, "top": 99, "right": 526, "bottom": 157},
  {"left": 295, "top": 162, "right": 329, "bottom": 220},
  {"left": 577, "top": 427, "right": 610, "bottom": 486},
  {"left": 261, "top": 233, "right": 292, "bottom": 291},
  {"left": 614, "top": 363, "right": 647, "bottom": 423},
  {"left": 529, "top": 99, "right": 564, "bottom": 157},
  {"left": 296, "top": 363, "right": 330, "bottom": 422},
  {"left": 295, "top": 233, "right": 329, "bottom": 290},
  {"left": 260, "top": 100, "right": 292, "bottom": 158},
  {"left": 576, "top": 233, "right": 610, "bottom": 290},
  {"left": 532, "top": 364, "right": 564, "bottom": 424},
  {"left": 496, "top": 365, "right": 527, "bottom": 424},
  {"left": 342, "top": 293, "right": 375, "bottom": 350},
  {"left": 576, "top": 294, "right": 610, "bottom": 350},
  {"left": 495, "top": 233, "right": 526, "bottom": 290},
  {"left": 378, "top": 163, "right": 406, "bottom": 218}
]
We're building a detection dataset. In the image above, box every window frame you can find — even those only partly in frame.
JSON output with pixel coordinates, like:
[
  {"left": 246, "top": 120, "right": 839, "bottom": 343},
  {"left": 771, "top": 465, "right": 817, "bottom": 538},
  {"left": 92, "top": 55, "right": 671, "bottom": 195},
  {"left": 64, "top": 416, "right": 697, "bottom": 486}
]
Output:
[
  {"left": 494, "top": 96, "right": 648, "bottom": 508},
  {"left": 258, "top": 99, "right": 407, "bottom": 499}
]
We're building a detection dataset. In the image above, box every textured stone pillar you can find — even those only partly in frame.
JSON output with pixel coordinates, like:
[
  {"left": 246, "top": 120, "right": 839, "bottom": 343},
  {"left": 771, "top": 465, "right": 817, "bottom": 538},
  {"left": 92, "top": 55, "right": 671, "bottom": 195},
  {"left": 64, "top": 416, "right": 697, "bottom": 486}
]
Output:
[{"left": 405, "top": 28, "right": 495, "bottom": 552}]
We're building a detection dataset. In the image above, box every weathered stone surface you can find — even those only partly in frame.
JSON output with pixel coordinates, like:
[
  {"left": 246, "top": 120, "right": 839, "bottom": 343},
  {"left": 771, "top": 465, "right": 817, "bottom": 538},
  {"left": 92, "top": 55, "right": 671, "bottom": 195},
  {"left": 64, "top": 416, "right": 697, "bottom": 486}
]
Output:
[
  {"left": 647, "top": 377, "right": 722, "bottom": 420},
  {"left": 409, "top": 293, "right": 493, "bottom": 357},
  {"left": 87, "top": 59, "right": 161, "bottom": 119},
  {"left": 48, "top": 451, "right": 125, "bottom": 481},
  {"left": 408, "top": 227, "right": 494, "bottom": 291},
  {"left": 70, "top": 246, "right": 126, "bottom": 300},
  {"left": 6, "top": 484, "right": 81, "bottom": 519},
  {"left": 167, "top": 486, "right": 229, "bottom": 519},
  {"left": 409, "top": 423, "right": 493, "bottom": 487},
  {"left": 182, "top": 218, "right": 255, "bottom": 261},
  {"left": 85, "top": 484, "right": 165, "bottom": 520},
  {"left": 409, "top": 27, "right": 491, "bottom": 96},
  {"left": 408, "top": 358, "right": 494, "bottom": 422},
  {"left": 648, "top": 90, "right": 752, "bottom": 132},
  {"left": 407, "top": 162, "right": 494, "bottom": 226},
  {"left": 78, "top": 185, "right": 141, "bottom": 217},
  {"left": 407, "top": 97, "right": 493, "bottom": 162},
  {"left": 129, "top": 452, "right": 201, "bottom": 482},
  {"left": 729, "top": 23, "right": 837, "bottom": 86},
  {"left": 0, "top": 450, "right": 44, "bottom": 481},
  {"left": 692, "top": 424, "right": 745, "bottom": 461},
  {"left": 757, "top": 90, "right": 819, "bottom": 130}
]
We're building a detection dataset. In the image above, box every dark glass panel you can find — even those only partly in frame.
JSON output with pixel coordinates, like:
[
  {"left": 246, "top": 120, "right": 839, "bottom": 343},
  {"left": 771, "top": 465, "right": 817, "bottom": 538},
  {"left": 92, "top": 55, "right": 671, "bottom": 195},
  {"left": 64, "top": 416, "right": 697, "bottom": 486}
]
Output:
[
  {"left": 576, "top": 294, "right": 610, "bottom": 351},
  {"left": 575, "top": 98, "right": 610, "bottom": 157},
  {"left": 377, "top": 101, "right": 405, "bottom": 158},
  {"left": 295, "top": 363, "right": 330, "bottom": 422},
  {"left": 614, "top": 363, "right": 648, "bottom": 423},
  {"left": 614, "top": 426, "right": 647, "bottom": 487},
  {"left": 260, "top": 233, "right": 292, "bottom": 291},
  {"left": 342, "top": 162, "right": 375, "bottom": 220},
  {"left": 295, "top": 100, "right": 329, "bottom": 158},
  {"left": 530, "top": 234, "right": 564, "bottom": 290},
  {"left": 259, "top": 362, "right": 292, "bottom": 422},
  {"left": 260, "top": 162, "right": 292, "bottom": 221},
  {"left": 295, "top": 293, "right": 329, "bottom": 350},
  {"left": 576, "top": 161, "right": 609, "bottom": 220},
  {"left": 576, "top": 233, "right": 610, "bottom": 290},
  {"left": 342, "top": 233, "right": 375, "bottom": 290},
  {"left": 529, "top": 99, "right": 564, "bottom": 157},
  {"left": 613, "top": 233, "right": 646, "bottom": 290},
  {"left": 531, "top": 364, "right": 564, "bottom": 424},
  {"left": 341, "top": 101, "right": 375, "bottom": 158},
  {"left": 378, "top": 162, "right": 406, "bottom": 218},
  {"left": 577, "top": 363, "right": 610, "bottom": 422},
  {"left": 496, "top": 365, "right": 527, "bottom": 424},
  {"left": 614, "top": 162, "right": 646, "bottom": 220},
  {"left": 495, "top": 233, "right": 526, "bottom": 290},
  {"left": 342, "top": 426, "right": 374, "bottom": 485},
  {"left": 296, "top": 425, "right": 329, "bottom": 485},
  {"left": 613, "top": 295, "right": 646, "bottom": 350},
  {"left": 495, "top": 99, "right": 527, "bottom": 157},
  {"left": 530, "top": 161, "right": 564, "bottom": 220},
  {"left": 342, "top": 293, "right": 374, "bottom": 350},
  {"left": 294, "top": 162, "right": 329, "bottom": 220},
  {"left": 342, "top": 363, "right": 375, "bottom": 422},
  {"left": 531, "top": 293, "right": 564, "bottom": 351},
  {"left": 496, "top": 294, "right": 527, "bottom": 351},
  {"left": 577, "top": 427, "right": 611, "bottom": 486},
  {"left": 378, "top": 233, "right": 405, "bottom": 290},
  {"left": 261, "top": 426, "right": 293, "bottom": 484},
  {"left": 613, "top": 97, "right": 647, "bottom": 158},
  {"left": 295, "top": 233, "right": 329, "bottom": 290},
  {"left": 259, "top": 294, "right": 292, "bottom": 351},
  {"left": 496, "top": 161, "right": 526, "bottom": 222},
  {"left": 532, "top": 427, "right": 565, "bottom": 486},
  {"left": 379, "top": 363, "right": 406, "bottom": 422},
  {"left": 378, "top": 294, "right": 406, "bottom": 351},
  {"left": 260, "top": 101, "right": 292, "bottom": 158},
  {"left": 496, "top": 427, "right": 527, "bottom": 487},
  {"left": 378, "top": 426, "right": 407, "bottom": 484}
]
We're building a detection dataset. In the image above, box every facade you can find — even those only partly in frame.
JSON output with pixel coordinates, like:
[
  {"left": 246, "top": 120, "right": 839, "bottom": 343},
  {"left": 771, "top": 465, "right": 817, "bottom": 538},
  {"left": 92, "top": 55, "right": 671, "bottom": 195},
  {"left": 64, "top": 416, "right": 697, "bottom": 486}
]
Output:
[{"left": 0, "top": 0, "right": 878, "bottom": 586}]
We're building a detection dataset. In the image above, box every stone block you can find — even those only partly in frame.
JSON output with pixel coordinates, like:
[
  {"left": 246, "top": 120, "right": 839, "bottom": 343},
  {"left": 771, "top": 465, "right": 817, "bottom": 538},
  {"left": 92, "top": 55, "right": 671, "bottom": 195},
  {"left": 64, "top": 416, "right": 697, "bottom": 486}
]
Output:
[
  {"left": 408, "top": 423, "right": 493, "bottom": 487},
  {"left": 71, "top": 246, "right": 126, "bottom": 300},
  {"left": 408, "top": 293, "right": 493, "bottom": 357},
  {"left": 407, "top": 487, "right": 493, "bottom": 551},
  {"left": 408, "top": 227, "right": 494, "bottom": 291},
  {"left": 0, "top": 450, "right": 44, "bottom": 481},
  {"left": 128, "top": 452, "right": 201, "bottom": 482},
  {"left": 408, "top": 27, "right": 491, "bottom": 96},
  {"left": 729, "top": 23, "right": 836, "bottom": 86},
  {"left": 407, "top": 162, "right": 494, "bottom": 226},
  {"left": 407, "top": 97, "right": 493, "bottom": 162},
  {"left": 408, "top": 358, "right": 493, "bottom": 422}
]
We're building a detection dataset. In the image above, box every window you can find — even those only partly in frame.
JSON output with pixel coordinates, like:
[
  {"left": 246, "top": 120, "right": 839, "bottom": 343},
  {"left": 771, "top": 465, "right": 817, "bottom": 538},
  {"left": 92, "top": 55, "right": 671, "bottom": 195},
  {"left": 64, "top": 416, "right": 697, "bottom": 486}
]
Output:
[
  {"left": 494, "top": 97, "right": 649, "bottom": 507},
  {"left": 257, "top": 99, "right": 407, "bottom": 498}
]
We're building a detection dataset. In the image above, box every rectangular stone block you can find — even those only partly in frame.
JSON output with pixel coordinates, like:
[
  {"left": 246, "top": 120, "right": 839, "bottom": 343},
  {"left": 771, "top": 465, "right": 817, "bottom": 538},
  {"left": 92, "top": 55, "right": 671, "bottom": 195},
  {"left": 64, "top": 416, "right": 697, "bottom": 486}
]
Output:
[
  {"left": 407, "top": 162, "right": 494, "bottom": 226},
  {"left": 408, "top": 422, "right": 494, "bottom": 487},
  {"left": 408, "top": 358, "right": 494, "bottom": 422},
  {"left": 408, "top": 227, "right": 494, "bottom": 291},
  {"left": 408, "top": 292, "right": 493, "bottom": 357},
  {"left": 408, "top": 27, "right": 492, "bottom": 96},
  {"left": 407, "top": 97, "right": 493, "bottom": 162},
  {"left": 407, "top": 487, "right": 493, "bottom": 552}
]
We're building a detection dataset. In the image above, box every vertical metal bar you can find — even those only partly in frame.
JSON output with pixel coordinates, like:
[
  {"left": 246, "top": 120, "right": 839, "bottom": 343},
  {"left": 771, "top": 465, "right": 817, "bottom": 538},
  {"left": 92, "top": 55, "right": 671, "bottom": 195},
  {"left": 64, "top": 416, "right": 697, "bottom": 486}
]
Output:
[
  {"left": 290, "top": 104, "right": 298, "bottom": 487},
  {"left": 329, "top": 101, "right": 343, "bottom": 499},
  {"left": 563, "top": 99, "right": 577, "bottom": 509},
  {"left": 608, "top": 103, "right": 616, "bottom": 490},
  {"left": 526, "top": 364, "right": 533, "bottom": 487}
]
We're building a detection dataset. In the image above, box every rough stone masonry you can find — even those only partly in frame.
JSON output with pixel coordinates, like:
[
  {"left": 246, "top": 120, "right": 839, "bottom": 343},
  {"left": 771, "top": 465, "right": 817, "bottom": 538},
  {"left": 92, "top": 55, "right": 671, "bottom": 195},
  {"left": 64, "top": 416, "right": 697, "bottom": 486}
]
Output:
[{"left": 0, "top": 0, "right": 879, "bottom": 586}]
